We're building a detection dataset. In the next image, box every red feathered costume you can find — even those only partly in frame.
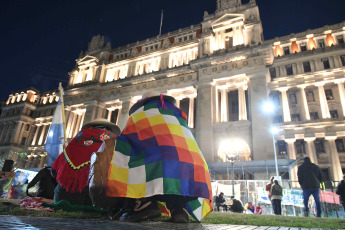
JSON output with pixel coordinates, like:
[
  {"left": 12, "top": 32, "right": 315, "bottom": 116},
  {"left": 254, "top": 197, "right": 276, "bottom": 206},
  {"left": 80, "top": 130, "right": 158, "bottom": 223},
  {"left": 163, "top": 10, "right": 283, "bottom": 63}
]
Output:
[{"left": 52, "top": 129, "right": 115, "bottom": 195}]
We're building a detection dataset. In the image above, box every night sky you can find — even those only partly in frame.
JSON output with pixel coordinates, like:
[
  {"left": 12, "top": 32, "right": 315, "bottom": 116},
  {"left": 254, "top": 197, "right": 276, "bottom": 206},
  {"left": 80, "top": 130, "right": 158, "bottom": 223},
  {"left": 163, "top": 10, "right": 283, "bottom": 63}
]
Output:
[{"left": 1, "top": 0, "right": 345, "bottom": 101}]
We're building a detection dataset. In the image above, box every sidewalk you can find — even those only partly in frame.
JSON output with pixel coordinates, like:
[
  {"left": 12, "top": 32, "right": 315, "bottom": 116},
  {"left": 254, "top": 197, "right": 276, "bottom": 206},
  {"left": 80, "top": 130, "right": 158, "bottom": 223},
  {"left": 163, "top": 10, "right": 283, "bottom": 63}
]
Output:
[{"left": 0, "top": 215, "right": 338, "bottom": 230}]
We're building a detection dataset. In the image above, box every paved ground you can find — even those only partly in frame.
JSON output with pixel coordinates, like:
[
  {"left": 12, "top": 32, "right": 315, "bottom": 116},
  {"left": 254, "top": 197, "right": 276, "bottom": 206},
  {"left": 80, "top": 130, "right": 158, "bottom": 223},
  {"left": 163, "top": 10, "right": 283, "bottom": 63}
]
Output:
[{"left": 0, "top": 215, "right": 338, "bottom": 230}]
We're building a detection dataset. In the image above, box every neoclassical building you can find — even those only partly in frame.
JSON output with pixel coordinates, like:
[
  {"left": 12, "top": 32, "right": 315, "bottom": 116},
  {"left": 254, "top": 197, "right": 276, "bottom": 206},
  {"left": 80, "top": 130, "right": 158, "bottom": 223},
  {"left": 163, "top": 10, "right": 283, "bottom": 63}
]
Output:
[{"left": 1, "top": 0, "right": 345, "bottom": 186}]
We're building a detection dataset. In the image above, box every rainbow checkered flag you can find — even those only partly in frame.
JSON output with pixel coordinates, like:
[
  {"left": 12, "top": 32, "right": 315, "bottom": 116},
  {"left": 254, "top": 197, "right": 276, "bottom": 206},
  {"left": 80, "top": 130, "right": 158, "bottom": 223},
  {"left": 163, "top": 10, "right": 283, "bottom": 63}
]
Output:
[{"left": 106, "top": 98, "right": 213, "bottom": 221}]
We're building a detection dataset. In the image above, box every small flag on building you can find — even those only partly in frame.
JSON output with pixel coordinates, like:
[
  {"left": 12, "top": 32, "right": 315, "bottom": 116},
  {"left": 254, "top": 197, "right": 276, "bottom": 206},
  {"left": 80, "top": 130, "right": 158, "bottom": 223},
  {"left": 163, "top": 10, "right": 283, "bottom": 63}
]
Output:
[{"left": 45, "top": 98, "right": 64, "bottom": 166}]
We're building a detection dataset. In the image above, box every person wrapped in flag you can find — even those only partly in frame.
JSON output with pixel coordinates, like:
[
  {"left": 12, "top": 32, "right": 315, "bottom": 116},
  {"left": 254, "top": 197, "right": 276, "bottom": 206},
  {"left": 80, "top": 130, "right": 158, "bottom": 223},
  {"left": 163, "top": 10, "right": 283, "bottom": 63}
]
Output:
[
  {"left": 106, "top": 92, "right": 213, "bottom": 222},
  {"left": 51, "top": 118, "right": 120, "bottom": 205}
]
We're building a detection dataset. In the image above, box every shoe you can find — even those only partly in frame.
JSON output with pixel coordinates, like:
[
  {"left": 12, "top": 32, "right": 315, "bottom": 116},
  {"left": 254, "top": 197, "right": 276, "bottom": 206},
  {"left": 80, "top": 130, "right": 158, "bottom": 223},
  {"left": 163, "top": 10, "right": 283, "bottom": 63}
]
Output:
[
  {"left": 125, "top": 199, "right": 161, "bottom": 222},
  {"left": 170, "top": 208, "right": 189, "bottom": 223}
]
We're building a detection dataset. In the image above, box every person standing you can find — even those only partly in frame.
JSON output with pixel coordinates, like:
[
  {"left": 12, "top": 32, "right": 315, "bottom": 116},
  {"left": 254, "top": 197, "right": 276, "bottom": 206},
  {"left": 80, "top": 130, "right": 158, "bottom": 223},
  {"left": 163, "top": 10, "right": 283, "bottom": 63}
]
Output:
[
  {"left": 297, "top": 157, "right": 323, "bottom": 217},
  {"left": 336, "top": 174, "right": 345, "bottom": 212},
  {"left": 271, "top": 180, "right": 283, "bottom": 215}
]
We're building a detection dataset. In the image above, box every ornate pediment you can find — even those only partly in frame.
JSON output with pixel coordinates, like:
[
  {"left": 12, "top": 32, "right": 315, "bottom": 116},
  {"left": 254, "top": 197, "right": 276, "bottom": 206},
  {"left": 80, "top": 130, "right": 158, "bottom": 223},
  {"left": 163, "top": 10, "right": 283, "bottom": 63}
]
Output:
[
  {"left": 77, "top": 55, "right": 99, "bottom": 66},
  {"left": 211, "top": 13, "right": 244, "bottom": 30}
]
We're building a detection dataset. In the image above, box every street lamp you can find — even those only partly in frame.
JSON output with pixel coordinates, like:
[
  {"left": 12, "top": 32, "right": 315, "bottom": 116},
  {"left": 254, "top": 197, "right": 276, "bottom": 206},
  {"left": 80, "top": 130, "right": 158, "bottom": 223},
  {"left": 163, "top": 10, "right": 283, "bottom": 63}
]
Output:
[
  {"left": 219, "top": 140, "right": 241, "bottom": 197},
  {"left": 263, "top": 101, "right": 280, "bottom": 178},
  {"left": 226, "top": 153, "right": 237, "bottom": 197},
  {"left": 271, "top": 126, "right": 279, "bottom": 178}
]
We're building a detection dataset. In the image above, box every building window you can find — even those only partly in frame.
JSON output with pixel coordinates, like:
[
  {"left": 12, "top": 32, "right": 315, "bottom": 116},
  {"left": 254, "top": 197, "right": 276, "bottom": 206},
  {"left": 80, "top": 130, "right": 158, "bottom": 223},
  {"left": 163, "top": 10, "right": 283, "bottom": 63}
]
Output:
[
  {"left": 330, "top": 110, "right": 338, "bottom": 118},
  {"left": 178, "top": 38, "right": 182, "bottom": 43},
  {"left": 314, "top": 138, "right": 325, "bottom": 154},
  {"left": 291, "top": 114, "right": 301, "bottom": 122},
  {"left": 269, "top": 67, "right": 276, "bottom": 79},
  {"left": 272, "top": 93, "right": 281, "bottom": 105},
  {"left": 340, "top": 55, "right": 345, "bottom": 66},
  {"left": 277, "top": 141, "right": 287, "bottom": 155},
  {"left": 180, "top": 98, "right": 190, "bottom": 120},
  {"left": 107, "top": 109, "right": 120, "bottom": 125},
  {"left": 336, "top": 139, "right": 345, "bottom": 152},
  {"left": 318, "top": 39, "right": 325, "bottom": 48},
  {"left": 306, "top": 90, "right": 315, "bottom": 102},
  {"left": 336, "top": 35, "right": 344, "bottom": 44},
  {"left": 303, "top": 61, "right": 311, "bottom": 73},
  {"left": 189, "top": 35, "right": 193, "bottom": 40},
  {"left": 300, "top": 43, "right": 307, "bottom": 51},
  {"left": 321, "top": 58, "right": 330, "bottom": 69},
  {"left": 288, "top": 93, "right": 297, "bottom": 104},
  {"left": 184, "top": 36, "right": 187, "bottom": 41},
  {"left": 286, "top": 65, "right": 293, "bottom": 75},
  {"left": 225, "top": 28, "right": 233, "bottom": 33},
  {"left": 325, "top": 89, "right": 333, "bottom": 100},
  {"left": 295, "top": 140, "right": 306, "bottom": 155},
  {"left": 310, "top": 112, "right": 319, "bottom": 120},
  {"left": 283, "top": 46, "right": 290, "bottom": 55},
  {"left": 228, "top": 90, "right": 239, "bottom": 122}
]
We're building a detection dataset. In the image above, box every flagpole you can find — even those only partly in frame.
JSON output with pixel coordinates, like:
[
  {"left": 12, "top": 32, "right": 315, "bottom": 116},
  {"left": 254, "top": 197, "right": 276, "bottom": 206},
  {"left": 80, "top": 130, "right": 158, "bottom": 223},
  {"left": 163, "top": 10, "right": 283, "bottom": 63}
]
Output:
[
  {"left": 59, "top": 82, "right": 67, "bottom": 147},
  {"left": 159, "top": 10, "right": 163, "bottom": 36}
]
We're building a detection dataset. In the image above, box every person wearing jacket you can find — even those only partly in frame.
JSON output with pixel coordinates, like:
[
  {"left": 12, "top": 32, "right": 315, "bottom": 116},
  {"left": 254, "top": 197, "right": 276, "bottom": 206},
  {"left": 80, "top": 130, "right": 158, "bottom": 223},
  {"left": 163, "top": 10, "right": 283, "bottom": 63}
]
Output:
[
  {"left": 336, "top": 174, "right": 345, "bottom": 212},
  {"left": 271, "top": 180, "right": 283, "bottom": 215},
  {"left": 297, "top": 157, "right": 323, "bottom": 217}
]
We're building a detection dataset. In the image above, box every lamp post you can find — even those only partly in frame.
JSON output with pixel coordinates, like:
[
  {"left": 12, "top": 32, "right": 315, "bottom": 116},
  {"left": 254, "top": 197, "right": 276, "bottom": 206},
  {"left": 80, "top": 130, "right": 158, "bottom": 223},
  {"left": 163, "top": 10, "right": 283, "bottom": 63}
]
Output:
[
  {"left": 263, "top": 101, "right": 280, "bottom": 178},
  {"left": 219, "top": 140, "right": 241, "bottom": 197},
  {"left": 271, "top": 126, "right": 279, "bottom": 178},
  {"left": 226, "top": 152, "right": 240, "bottom": 197}
]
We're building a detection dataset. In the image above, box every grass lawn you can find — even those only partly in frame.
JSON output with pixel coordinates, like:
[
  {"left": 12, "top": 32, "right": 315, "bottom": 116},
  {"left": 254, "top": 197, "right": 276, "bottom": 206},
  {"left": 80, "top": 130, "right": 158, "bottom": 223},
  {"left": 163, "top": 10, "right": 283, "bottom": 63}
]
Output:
[{"left": 1, "top": 198, "right": 345, "bottom": 229}]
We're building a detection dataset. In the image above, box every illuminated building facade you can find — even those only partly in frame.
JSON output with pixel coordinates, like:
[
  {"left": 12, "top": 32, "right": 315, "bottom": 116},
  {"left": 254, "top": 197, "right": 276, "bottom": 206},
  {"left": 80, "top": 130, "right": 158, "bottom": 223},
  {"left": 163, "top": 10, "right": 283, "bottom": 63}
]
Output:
[{"left": 1, "top": 0, "right": 345, "bottom": 185}]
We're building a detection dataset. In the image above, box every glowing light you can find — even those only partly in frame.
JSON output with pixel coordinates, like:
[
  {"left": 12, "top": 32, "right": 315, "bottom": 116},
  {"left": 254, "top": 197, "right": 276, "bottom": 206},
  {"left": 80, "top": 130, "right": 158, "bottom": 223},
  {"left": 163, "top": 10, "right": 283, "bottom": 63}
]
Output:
[
  {"left": 262, "top": 101, "right": 275, "bottom": 113},
  {"left": 271, "top": 126, "right": 279, "bottom": 134}
]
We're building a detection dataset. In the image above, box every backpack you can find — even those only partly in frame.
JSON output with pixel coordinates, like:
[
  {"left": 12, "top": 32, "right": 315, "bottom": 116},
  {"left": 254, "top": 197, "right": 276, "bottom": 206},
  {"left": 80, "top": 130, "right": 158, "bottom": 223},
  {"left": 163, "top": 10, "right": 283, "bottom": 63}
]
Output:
[{"left": 26, "top": 167, "right": 57, "bottom": 199}]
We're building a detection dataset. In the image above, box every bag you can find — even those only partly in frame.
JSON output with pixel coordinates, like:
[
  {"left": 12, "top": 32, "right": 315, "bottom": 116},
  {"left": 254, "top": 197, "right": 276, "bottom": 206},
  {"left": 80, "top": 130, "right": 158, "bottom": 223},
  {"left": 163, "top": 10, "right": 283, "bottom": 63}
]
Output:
[
  {"left": 89, "top": 137, "right": 120, "bottom": 209},
  {"left": 265, "top": 183, "right": 272, "bottom": 200},
  {"left": 26, "top": 167, "right": 57, "bottom": 199}
]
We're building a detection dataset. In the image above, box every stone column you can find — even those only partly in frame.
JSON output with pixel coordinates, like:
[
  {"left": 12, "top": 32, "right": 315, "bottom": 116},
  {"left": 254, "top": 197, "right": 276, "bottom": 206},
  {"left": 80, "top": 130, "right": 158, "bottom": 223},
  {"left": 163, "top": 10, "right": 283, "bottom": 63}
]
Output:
[
  {"left": 83, "top": 101, "right": 106, "bottom": 125},
  {"left": 25, "top": 155, "right": 33, "bottom": 169},
  {"left": 286, "top": 139, "right": 298, "bottom": 188},
  {"left": 107, "top": 109, "right": 113, "bottom": 121},
  {"left": 248, "top": 71, "right": 274, "bottom": 160},
  {"left": 0, "top": 123, "right": 8, "bottom": 144},
  {"left": 279, "top": 88, "right": 291, "bottom": 122},
  {"left": 73, "top": 114, "right": 83, "bottom": 137},
  {"left": 305, "top": 137, "right": 318, "bottom": 165},
  {"left": 326, "top": 136, "right": 343, "bottom": 182},
  {"left": 188, "top": 97, "right": 195, "bottom": 128},
  {"left": 316, "top": 83, "right": 331, "bottom": 118},
  {"left": 335, "top": 80, "right": 345, "bottom": 117},
  {"left": 68, "top": 113, "right": 78, "bottom": 138},
  {"left": 31, "top": 125, "right": 40, "bottom": 146},
  {"left": 175, "top": 99, "right": 180, "bottom": 108},
  {"left": 66, "top": 112, "right": 75, "bottom": 138},
  {"left": 38, "top": 153, "right": 47, "bottom": 168},
  {"left": 298, "top": 86, "right": 310, "bottom": 120},
  {"left": 220, "top": 88, "right": 228, "bottom": 122},
  {"left": 117, "top": 97, "right": 136, "bottom": 130},
  {"left": 11, "top": 121, "right": 23, "bottom": 145},
  {"left": 237, "top": 83, "right": 247, "bottom": 120},
  {"left": 38, "top": 124, "right": 47, "bottom": 145},
  {"left": 195, "top": 83, "right": 214, "bottom": 162},
  {"left": 99, "top": 64, "right": 106, "bottom": 83},
  {"left": 44, "top": 124, "right": 51, "bottom": 144}
]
